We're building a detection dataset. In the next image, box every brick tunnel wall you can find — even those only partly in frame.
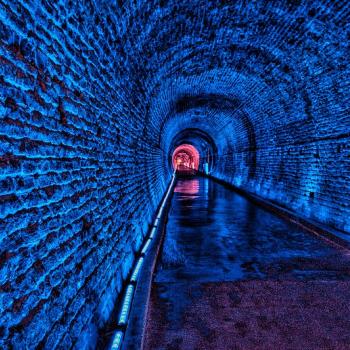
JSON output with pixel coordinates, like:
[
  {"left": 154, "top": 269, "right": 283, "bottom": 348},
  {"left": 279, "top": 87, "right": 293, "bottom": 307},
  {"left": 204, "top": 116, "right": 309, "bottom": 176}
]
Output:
[
  {"left": 1, "top": 0, "right": 350, "bottom": 349},
  {"left": 0, "top": 1, "right": 170, "bottom": 348}
]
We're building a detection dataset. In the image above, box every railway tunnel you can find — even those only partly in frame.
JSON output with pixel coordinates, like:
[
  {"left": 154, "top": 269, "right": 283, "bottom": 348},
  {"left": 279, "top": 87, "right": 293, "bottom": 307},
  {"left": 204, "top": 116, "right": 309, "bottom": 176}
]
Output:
[{"left": 0, "top": 0, "right": 350, "bottom": 349}]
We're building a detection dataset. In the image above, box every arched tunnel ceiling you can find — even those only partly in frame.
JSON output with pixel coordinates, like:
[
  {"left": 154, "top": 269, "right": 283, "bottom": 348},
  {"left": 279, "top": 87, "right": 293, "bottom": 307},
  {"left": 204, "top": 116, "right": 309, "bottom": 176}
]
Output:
[
  {"left": 80, "top": 0, "right": 349, "bottom": 150},
  {"left": 134, "top": 4, "right": 347, "bottom": 93},
  {"left": 154, "top": 70, "right": 278, "bottom": 153},
  {"left": 132, "top": 0, "right": 349, "bottom": 162},
  {"left": 76, "top": 0, "right": 349, "bottom": 158}
]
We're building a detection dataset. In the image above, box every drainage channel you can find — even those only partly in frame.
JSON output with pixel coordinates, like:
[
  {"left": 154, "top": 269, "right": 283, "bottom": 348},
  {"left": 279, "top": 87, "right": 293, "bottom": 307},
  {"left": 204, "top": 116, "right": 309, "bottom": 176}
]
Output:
[{"left": 107, "top": 173, "right": 176, "bottom": 350}]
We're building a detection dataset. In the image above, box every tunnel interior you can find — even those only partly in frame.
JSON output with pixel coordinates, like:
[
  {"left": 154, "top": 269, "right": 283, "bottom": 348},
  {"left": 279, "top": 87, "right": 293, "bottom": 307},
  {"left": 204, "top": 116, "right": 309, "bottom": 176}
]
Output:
[
  {"left": 0, "top": 1, "right": 349, "bottom": 349},
  {"left": 169, "top": 128, "right": 217, "bottom": 173},
  {"left": 172, "top": 144, "right": 200, "bottom": 171}
]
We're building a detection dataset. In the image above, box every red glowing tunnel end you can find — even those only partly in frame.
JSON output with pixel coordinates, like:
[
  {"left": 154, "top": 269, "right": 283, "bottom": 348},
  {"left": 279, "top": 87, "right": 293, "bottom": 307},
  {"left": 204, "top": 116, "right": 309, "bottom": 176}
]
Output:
[{"left": 172, "top": 144, "right": 200, "bottom": 171}]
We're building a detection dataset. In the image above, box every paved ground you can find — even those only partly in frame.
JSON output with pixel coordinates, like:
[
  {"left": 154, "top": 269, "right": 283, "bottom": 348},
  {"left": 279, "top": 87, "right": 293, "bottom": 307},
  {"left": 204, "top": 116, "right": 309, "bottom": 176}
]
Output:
[
  {"left": 145, "top": 280, "right": 350, "bottom": 350},
  {"left": 144, "top": 177, "right": 350, "bottom": 350}
]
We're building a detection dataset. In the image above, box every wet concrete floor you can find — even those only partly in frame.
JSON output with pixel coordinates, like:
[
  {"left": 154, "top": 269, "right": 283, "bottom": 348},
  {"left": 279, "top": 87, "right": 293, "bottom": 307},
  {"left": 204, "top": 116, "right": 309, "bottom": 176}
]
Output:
[{"left": 144, "top": 177, "right": 350, "bottom": 350}]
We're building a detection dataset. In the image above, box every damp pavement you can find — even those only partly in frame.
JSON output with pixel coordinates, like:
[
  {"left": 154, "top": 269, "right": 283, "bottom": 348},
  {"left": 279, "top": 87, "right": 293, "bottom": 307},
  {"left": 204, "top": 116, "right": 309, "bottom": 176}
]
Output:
[{"left": 144, "top": 176, "right": 350, "bottom": 350}]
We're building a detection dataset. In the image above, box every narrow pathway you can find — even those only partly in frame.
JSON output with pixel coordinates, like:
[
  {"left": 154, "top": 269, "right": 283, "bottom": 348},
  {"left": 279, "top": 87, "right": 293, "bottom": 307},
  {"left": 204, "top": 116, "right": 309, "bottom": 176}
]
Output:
[{"left": 144, "top": 176, "right": 350, "bottom": 350}]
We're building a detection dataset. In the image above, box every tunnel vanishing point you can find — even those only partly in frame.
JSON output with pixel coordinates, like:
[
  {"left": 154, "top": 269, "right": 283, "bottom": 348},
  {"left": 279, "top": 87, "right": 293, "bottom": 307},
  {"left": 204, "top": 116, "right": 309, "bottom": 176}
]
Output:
[{"left": 0, "top": 1, "right": 350, "bottom": 349}]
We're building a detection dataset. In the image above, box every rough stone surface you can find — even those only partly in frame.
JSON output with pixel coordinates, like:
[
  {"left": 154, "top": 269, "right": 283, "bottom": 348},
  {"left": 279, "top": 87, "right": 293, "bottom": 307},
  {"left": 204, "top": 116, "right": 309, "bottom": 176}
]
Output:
[
  {"left": 0, "top": 0, "right": 349, "bottom": 349},
  {"left": 145, "top": 281, "right": 350, "bottom": 350}
]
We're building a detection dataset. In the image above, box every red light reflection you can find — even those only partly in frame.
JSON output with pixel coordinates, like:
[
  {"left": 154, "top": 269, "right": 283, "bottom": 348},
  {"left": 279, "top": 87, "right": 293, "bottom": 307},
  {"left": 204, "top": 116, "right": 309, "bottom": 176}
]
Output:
[{"left": 174, "top": 179, "right": 200, "bottom": 195}]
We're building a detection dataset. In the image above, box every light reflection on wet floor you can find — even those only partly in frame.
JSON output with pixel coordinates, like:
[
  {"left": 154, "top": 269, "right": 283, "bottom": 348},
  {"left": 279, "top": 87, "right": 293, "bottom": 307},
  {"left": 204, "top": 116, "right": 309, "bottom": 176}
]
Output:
[
  {"left": 156, "top": 176, "right": 350, "bottom": 283},
  {"left": 145, "top": 177, "right": 350, "bottom": 350}
]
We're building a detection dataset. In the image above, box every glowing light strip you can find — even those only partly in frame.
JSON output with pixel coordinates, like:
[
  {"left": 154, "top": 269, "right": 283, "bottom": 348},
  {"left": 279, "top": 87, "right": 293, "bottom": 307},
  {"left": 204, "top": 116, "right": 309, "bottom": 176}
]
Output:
[
  {"left": 152, "top": 176, "right": 174, "bottom": 228},
  {"left": 149, "top": 227, "right": 157, "bottom": 239},
  {"left": 130, "top": 257, "right": 144, "bottom": 282},
  {"left": 118, "top": 284, "right": 134, "bottom": 325},
  {"left": 110, "top": 331, "right": 123, "bottom": 350},
  {"left": 141, "top": 238, "right": 152, "bottom": 255},
  {"left": 109, "top": 172, "right": 176, "bottom": 350}
]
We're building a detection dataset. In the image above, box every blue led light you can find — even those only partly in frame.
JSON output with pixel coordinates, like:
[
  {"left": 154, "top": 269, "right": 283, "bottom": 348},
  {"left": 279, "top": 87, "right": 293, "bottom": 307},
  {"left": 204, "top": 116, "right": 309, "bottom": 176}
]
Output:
[
  {"left": 110, "top": 331, "right": 123, "bottom": 350},
  {"left": 149, "top": 227, "right": 157, "bottom": 239},
  {"left": 118, "top": 284, "right": 135, "bottom": 325},
  {"left": 141, "top": 238, "right": 152, "bottom": 255},
  {"left": 130, "top": 257, "right": 144, "bottom": 282}
]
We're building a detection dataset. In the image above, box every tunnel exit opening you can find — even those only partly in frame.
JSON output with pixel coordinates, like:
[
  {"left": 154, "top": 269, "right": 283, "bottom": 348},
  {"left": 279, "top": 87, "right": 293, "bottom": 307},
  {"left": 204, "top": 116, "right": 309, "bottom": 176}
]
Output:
[
  {"left": 172, "top": 144, "right": 199, "bottom": 172},
  {"left": 168, "top": 129, "right": 217, "bottom": 175}
]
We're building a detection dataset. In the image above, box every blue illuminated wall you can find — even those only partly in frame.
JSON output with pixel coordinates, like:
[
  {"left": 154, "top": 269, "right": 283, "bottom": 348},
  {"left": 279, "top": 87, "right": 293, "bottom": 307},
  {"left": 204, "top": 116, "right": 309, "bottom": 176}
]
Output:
[
  {"left": 0, "top": 1, "right": 169, "bottom": 348},
  {"left": 0, "top": 0, "right": 349, "bottom": 349}
]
